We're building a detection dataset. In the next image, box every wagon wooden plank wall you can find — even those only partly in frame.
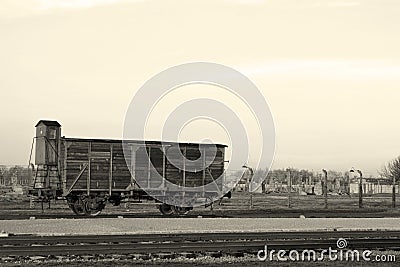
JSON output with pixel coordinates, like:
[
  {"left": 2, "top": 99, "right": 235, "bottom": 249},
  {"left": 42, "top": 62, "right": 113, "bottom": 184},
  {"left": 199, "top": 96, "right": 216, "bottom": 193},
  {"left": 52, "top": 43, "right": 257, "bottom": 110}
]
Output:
[
  {"left": 62, "top": 139, "right": 225, "bottom": 195},
  {"left": 30, "top": 120, "right": 228, "bottom": 216},
  {"left": 61, "top": 139, "right": 132, "bottom": 195}
]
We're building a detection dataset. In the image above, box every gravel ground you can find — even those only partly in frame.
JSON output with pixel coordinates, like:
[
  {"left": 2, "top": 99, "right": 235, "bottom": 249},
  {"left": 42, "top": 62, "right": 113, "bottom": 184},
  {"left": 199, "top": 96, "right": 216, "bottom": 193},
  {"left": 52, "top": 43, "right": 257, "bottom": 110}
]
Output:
[
  {"left": 1, "top": 217, "right": 400, "bottom": 235},
  {"left": 1, "top": 251, "right": 399, "bottom": 267}
]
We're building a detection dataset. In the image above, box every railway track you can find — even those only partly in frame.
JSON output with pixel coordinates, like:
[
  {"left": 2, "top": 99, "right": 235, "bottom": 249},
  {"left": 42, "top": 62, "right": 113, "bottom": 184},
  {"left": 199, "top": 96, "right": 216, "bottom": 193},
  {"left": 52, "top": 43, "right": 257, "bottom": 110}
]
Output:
[
  {"left": 1, "top": 230, "right": 400, "bottom": 257},
  {"left": 2, "top": 208, "right": 400, "bottom": 220}
]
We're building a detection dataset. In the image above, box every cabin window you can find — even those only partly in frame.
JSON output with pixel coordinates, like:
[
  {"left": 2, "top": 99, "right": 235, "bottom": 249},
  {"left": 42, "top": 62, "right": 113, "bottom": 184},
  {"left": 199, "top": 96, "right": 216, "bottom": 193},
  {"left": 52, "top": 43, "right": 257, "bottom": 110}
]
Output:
[{"left": 49, "top": 128, "right": 56, "bottom": 139}]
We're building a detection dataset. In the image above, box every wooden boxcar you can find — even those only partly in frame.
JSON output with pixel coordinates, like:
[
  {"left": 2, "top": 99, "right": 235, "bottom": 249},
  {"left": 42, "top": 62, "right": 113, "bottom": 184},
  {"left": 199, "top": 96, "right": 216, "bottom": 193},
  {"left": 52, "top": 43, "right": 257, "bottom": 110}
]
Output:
[{"left": 30, "top": 120, "right": 228, "bottom": 216}]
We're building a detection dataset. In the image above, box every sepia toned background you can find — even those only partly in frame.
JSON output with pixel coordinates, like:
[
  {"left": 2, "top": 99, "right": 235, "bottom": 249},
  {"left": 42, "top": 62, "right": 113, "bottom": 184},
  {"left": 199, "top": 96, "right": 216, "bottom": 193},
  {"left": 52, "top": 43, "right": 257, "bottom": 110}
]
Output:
[{"left": 1, "top": 0, "right": 400, "bottom": 176}]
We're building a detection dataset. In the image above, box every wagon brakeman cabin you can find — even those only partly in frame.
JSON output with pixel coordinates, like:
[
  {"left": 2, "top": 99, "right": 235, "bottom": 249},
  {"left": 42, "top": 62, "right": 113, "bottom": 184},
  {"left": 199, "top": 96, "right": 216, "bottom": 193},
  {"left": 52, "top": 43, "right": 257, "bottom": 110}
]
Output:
[{"left": 29, "top": 120, "right": 229, "bottom": 216}]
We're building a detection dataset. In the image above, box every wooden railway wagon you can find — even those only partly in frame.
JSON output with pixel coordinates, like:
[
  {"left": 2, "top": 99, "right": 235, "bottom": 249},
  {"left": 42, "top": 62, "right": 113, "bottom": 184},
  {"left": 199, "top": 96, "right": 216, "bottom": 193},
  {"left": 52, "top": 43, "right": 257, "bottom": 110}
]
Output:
[{"left": 30, "top": 120, "right": 228, "bottom": 216}]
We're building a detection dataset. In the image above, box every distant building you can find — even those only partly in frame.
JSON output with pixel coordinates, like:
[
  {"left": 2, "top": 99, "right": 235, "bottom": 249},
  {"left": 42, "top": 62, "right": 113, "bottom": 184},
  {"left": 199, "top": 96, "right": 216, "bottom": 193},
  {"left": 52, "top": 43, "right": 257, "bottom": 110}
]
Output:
[{"left": 349, "top": 178, "right": 398, "bottom": 194}]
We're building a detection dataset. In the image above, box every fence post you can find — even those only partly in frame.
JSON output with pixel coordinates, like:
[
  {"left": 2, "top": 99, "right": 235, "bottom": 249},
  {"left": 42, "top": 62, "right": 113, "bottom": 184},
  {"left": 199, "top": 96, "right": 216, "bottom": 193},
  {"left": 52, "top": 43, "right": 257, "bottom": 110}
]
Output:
[
  {"left": 29, "top": 195, "right": 35, "bottom": 209},
  {"left": 358, "top": 171, "right": 363, "bottom": 208},
  {"left": 392, "top": 175, "right": 396, "bottom": 209},
  {"left": 322, "top": 169, "right": 328, "bottom": 209},
  {"left": 287, "top": 169, "right": 292, "bottom": 208}
]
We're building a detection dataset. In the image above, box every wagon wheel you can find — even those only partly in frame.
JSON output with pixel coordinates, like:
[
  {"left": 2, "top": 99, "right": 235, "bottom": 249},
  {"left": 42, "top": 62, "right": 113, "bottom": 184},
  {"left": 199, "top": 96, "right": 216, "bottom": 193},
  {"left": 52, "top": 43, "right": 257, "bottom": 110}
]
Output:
[
  {"left": 83, "top": 199, "right": 105, "bottom": 217},
  {"left": 158, "top": 203, "right": 174, "bottom": 216},
  {"left": 172, "top": 206, "right": 191, "bottom": 216},
  {"left": 84, "top": 206, "right": 102, "bottom": 217},
  {"left": 68, "top": 199, "right": 85, "bottom": 216}
]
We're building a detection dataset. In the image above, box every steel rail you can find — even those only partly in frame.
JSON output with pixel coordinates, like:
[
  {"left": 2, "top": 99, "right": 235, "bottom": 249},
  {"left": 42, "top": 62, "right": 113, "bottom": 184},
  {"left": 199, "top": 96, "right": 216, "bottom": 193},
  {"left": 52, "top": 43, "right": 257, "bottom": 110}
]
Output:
[
  {"left": 1, "top": 239, "right": 400, "bottom": 257},
  {"left": 1, "top": 230, "right": 400, "bottom": 245},
  {"left": 0, "top": 231, "right": 399, "bottom": 257}
]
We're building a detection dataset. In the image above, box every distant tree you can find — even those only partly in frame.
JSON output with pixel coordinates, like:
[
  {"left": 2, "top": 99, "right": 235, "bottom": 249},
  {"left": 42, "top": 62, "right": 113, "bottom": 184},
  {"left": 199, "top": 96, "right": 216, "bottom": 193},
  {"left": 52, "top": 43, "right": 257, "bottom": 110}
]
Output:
[
  {"left": 298, "top": 169, "right": 314, "bottom": 184},
  {"left": 0, "top": 166, "right": 31, "bottom": 186},
  {"left": 379, "top": 156, "right": 400, "bottom": 182},
  {"left": 0, "top": 166, "right": 12, "bottom": 186},
  {"left": 0, "top": 166, "right": 6, "bottom": 185},
  {"left": 266, "top": 169, "right": 287, "bottom": 184},
  {"left": 327, "top": 170, "right": 341, "bottom": 178},
  {"left": 10, "top": 165, "right": 31, "bottom": 185}
]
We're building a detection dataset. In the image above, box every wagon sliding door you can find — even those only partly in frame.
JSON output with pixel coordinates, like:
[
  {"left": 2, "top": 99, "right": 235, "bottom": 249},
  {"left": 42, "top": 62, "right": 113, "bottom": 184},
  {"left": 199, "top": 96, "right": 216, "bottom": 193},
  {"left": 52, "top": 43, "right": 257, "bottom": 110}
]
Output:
[
  {"left": 90, "top": 142, "right": 131, "bottom": 193},
  {"left": 89, "top": 157, "right": 110, "bottom": 191},
  {"left": 65, "top": 141, "right": 132, "bottom": 195}
]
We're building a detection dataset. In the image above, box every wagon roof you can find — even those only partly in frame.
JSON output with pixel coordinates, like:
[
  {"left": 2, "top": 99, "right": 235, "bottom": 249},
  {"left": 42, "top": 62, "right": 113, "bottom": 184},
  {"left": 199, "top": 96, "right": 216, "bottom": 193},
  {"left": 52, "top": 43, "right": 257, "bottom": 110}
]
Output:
[{"left": 62, "top": 137, "right": 227, "bottom": 147}]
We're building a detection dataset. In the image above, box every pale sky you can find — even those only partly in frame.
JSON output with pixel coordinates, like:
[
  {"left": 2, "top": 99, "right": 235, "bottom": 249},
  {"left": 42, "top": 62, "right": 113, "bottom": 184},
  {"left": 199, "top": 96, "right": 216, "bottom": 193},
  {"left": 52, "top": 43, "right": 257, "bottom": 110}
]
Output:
[{"left": 1, "top": 0, "right": 400, "bottom": 176}]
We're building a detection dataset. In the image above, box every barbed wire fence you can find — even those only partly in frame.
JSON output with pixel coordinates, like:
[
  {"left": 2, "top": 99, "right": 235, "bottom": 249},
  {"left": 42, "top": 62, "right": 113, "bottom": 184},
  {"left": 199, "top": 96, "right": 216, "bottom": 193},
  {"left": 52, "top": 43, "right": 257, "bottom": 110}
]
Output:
[{"left": 222, "top": 167, "right": 399, "bottom": 211}]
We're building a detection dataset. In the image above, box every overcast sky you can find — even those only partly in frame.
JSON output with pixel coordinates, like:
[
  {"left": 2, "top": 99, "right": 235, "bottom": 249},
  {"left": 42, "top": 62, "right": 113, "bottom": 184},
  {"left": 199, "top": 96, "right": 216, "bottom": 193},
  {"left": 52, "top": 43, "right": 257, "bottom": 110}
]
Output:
[{"left": 1, "top": 0, "right": 400, "bottom": 176}]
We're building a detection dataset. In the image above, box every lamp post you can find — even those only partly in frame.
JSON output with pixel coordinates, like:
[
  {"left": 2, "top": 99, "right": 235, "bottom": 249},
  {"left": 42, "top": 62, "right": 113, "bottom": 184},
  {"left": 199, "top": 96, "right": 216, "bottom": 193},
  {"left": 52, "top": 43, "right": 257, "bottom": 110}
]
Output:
[{"left": 350, "top": 168, "right": 363, "bottom": 208}]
